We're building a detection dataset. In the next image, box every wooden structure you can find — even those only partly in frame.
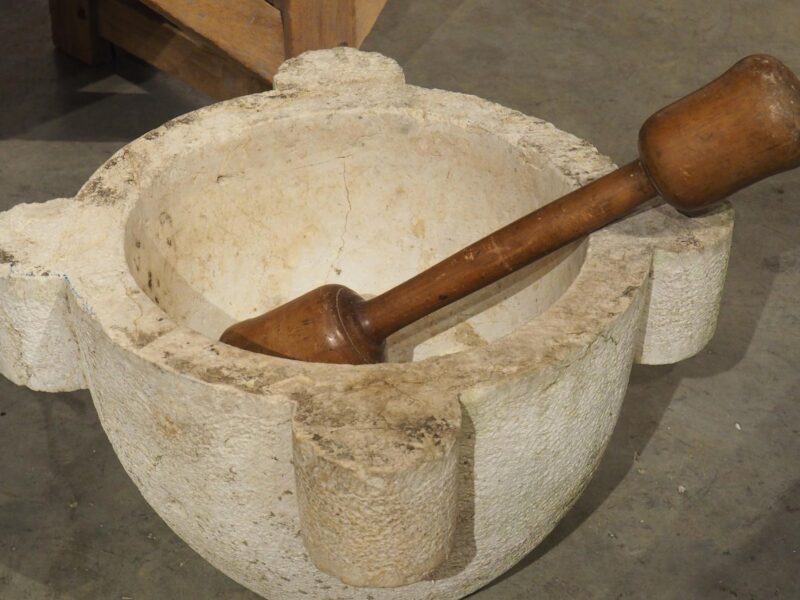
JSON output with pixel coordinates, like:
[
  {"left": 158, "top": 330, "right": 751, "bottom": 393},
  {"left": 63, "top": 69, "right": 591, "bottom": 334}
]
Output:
[{"left": 48, "top": 0, "right": 389, "bottom": 99}]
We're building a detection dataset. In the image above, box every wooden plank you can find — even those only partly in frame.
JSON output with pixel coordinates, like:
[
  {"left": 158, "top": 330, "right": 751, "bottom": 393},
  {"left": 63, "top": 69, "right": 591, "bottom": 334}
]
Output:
[
  {"left": 49, "top": 0, "right": 111, "bottom": 64},
  {"left": 139, "top": 0, "right": 285, "bottom": 80},
  {"left": 280, "top": 0, "right": 357, "bottom": 58},
  {"left": 354, "top": 0, "right": 388, "bottom": 47},
  {"left": 279, "top": 0, "right": 388, "bottom": 56},
  {"left": 97, "top": 0, "right": 270, "bottom": 100}
]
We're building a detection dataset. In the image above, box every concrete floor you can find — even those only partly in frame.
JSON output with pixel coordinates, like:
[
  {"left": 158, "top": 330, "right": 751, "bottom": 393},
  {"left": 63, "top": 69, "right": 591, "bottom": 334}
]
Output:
[{"left": 1, "top": 1, "right": 798, "bottom": 598}]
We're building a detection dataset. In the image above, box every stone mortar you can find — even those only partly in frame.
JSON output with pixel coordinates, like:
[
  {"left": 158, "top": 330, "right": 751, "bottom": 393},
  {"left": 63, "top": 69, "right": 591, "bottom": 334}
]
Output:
[{"left": 0, "top": 49, "right": 733, "bottom": 597}]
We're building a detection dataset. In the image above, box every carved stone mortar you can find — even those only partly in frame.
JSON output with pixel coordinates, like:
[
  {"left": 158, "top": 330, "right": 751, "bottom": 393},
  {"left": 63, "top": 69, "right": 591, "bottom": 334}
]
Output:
[{"left": 0, "top": 49, "right": 733, "bottom": 597}]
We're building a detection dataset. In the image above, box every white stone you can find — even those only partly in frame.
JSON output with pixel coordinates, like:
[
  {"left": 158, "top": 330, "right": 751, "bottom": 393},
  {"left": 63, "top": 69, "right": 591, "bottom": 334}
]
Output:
[{"left": 0, "top": 49, "right": 733, "bottom": 597}]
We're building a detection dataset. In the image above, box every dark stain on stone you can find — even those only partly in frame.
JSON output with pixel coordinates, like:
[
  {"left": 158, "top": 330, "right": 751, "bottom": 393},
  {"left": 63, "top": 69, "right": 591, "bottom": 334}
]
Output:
[
  {"left": 81, "top": 177, "right": 122, "bottom": 206},
  {"left": 136, "top": 331, "right": 159, "bottom": 347},
  {"left": 622, "top": 285, "right": 638, "bottom": 297},
  {"left": 161, "top": 355, "right": 293, "bottom": 395},
  {"left": 0, "top": 249, "right": 17, "bottom": 264},
  {"left": 399, "top": 415, "right": 450, "bottom": 447},
  {"left": 677, "top": 232, "right": 702, "bottom": 248},
  {"left": 119, "top": 327, "right": 160, "bottom": 349},
  {"left": 156, "top": 413, "right": 182, "bottom": 438},
  {"left": 163, "top": 114, "right": 197, "bottom": 130},
  {"left": 102, "top": 148, "right": 131, "bottom": 171}
]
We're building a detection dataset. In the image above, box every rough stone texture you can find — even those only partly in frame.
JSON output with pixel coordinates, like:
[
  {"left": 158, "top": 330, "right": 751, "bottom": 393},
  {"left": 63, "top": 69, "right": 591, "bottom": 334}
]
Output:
[
  {"left": 619, "top": 204, "right": 735, "bottom": 364},
  {"left": 0, "top": 198, "right": 87, "bottom": 392},
  {"left": 273, "top": 47, "right": 406, "bottom": 92},
  {"left": 0, "top": 49, "right": 733, "bottom": 598}
]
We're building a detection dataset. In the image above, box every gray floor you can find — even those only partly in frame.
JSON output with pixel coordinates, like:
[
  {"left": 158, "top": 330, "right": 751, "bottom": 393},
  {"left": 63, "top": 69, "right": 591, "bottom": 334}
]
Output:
[{"left": 1, "top": 1, "right": 798, "bottom": 598}]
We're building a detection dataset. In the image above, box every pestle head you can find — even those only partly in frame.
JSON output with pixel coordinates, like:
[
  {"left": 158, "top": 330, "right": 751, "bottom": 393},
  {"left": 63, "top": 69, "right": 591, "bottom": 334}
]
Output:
[
  {"left": 639, "top": 54, "right": 800, "bottom": 214},
  {"left": 220, "top": 284, "right": 386, "bottom": 364}
]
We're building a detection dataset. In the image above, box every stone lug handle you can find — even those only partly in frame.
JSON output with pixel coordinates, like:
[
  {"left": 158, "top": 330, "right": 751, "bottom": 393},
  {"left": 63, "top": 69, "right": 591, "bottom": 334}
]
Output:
[{"left": 221, "top": 54, "right": 800, "bottom": 366}]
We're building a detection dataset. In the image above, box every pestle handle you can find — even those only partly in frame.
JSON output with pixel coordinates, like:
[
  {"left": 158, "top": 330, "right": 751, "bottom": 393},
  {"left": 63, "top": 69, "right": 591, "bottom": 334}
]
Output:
[
  {"left": 359, "top": 161, "right": 655, "bottom": 339},
  {"left": 358, "top": 54, "right": 800, "bottom": 340},
  {"left": 221, "top": 54, "right": 800, "bottom": 364}
]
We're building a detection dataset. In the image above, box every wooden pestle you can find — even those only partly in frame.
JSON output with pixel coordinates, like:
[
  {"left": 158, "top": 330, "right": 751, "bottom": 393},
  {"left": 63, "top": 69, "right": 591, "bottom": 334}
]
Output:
[{"left": 221, "top": 55, "right": 800, "bottom": 364}]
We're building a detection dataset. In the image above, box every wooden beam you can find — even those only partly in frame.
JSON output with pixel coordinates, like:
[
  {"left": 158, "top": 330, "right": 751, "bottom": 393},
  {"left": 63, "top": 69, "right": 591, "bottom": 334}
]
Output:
[
  {"left": 96, "top": 0, "right": 270, "bottom": 100},
  {"left": 49, "top": 0, "right": 111, "bottom": 64},
  {"left": 354, "top": 0, "right": 388, "bottom": 47},
  {"left": 55, "top": 0, "right": 389, "bottom": 98},
  {"left": 279, "top": 0, "right": 388, "bottom": 57},
  {"left": 280, "top": 0, "right": 357, "bottom": 58},
  {"left": 138, "top": 0, "right": 285, "bottom": 81}
]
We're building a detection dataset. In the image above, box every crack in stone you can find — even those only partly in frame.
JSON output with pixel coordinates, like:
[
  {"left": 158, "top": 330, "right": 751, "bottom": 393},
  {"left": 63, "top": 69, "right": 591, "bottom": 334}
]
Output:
[{"left": 326, "top": 159, "right": 352, "bottom": 280}]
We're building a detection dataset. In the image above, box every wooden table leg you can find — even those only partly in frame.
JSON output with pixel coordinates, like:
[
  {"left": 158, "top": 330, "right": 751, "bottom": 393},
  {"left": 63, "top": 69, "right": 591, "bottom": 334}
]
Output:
[{"left": 49, "top": 0, "right": 111, "bottom": 65}]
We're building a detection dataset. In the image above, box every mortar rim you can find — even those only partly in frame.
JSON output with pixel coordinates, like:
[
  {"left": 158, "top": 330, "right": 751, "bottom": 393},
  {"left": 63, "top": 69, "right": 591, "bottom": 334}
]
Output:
[{"left": 67, "top": 72, "right": 643, "bottom": 399}]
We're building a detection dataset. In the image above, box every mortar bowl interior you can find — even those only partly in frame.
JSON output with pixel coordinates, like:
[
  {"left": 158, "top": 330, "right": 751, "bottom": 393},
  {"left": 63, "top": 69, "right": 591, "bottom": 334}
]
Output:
[{"left": 125, "top": 110, "right": 587, "bottom": 362}]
